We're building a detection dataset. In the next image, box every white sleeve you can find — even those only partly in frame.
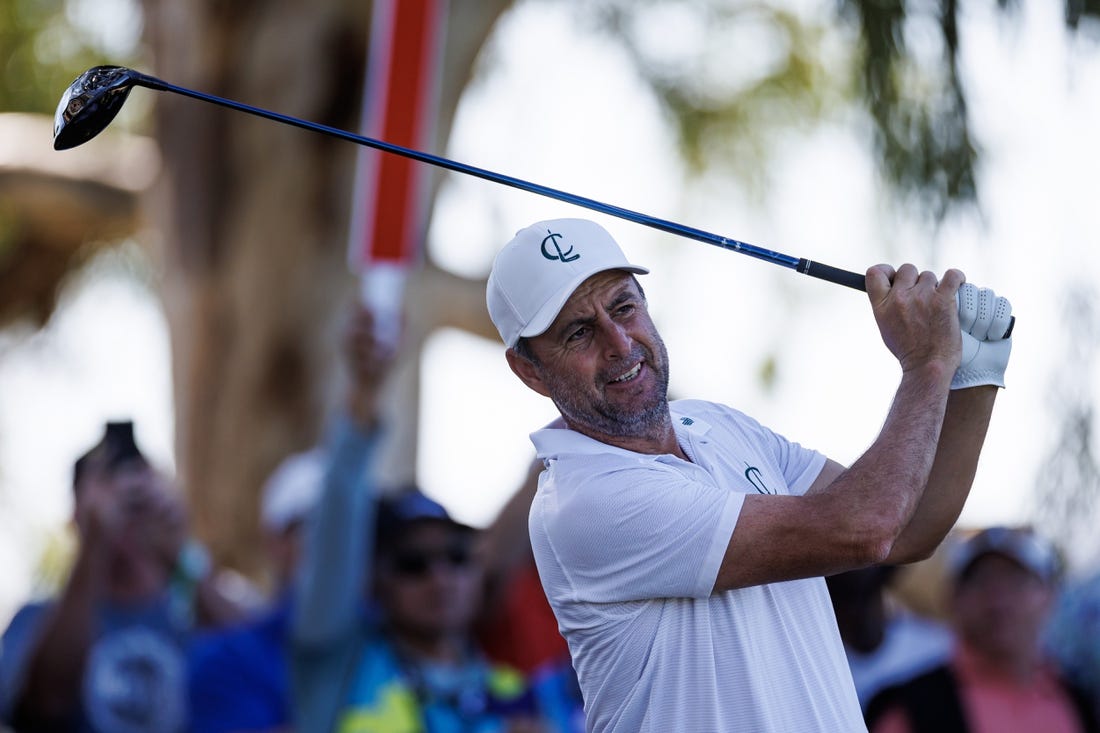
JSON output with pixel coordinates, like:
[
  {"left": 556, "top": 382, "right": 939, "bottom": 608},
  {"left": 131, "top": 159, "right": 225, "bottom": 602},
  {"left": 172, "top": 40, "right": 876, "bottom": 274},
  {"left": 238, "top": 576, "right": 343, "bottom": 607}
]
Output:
[
  {"left": 537, "top": 463, "right": 743, "bottom": 603},
  {"left": 764, "top": 427, "right": 826, "bottom": 497},
  {"left": 717, "top": 405, "right": 825, "bottom": 497}
]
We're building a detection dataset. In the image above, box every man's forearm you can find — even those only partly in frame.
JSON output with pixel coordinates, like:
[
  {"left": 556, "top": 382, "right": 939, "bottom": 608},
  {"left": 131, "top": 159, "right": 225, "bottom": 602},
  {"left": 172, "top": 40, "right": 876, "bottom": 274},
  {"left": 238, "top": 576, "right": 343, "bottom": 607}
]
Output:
[
  {"left": 886, "top": 386, "right": 997, "bottom": 562},
  {"left": 838, "top": 362, "right": 954, "bottom": 529}
]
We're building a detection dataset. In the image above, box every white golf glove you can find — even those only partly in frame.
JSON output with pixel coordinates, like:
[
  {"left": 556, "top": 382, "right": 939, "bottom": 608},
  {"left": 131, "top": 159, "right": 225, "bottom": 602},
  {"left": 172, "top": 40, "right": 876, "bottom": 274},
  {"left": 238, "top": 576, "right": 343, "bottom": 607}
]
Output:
[{"left": 952, "top": 282, "right": 1013, "bottom": 390}]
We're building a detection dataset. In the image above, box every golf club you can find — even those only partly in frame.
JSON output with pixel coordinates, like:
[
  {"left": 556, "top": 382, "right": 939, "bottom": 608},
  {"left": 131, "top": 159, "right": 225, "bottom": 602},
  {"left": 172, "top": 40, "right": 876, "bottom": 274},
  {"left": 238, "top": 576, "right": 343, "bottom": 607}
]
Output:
[
  {"left": 54, "top": 65, "right": 867, "bottom": 284},
  {"left": 54, "top": 65, "right": 1013, "bottom": 336}
]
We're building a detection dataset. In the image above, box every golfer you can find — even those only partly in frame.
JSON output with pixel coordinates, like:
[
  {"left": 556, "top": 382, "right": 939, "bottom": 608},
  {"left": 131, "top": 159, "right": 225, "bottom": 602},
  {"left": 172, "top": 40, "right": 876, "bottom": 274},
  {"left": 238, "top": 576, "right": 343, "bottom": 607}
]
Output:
[{"left": 486, "top": 218, "right": 1013, "bottom": 732}]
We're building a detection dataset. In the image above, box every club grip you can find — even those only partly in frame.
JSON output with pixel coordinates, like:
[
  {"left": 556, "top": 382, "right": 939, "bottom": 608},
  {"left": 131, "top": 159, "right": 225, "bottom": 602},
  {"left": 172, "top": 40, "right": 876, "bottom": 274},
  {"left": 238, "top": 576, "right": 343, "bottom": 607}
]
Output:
[
  {"left": 798, "top": 258, "right": 1018, "bottom": 337},
  {"left": 796, "top": 259, "right": 867, "bottom": 291}
]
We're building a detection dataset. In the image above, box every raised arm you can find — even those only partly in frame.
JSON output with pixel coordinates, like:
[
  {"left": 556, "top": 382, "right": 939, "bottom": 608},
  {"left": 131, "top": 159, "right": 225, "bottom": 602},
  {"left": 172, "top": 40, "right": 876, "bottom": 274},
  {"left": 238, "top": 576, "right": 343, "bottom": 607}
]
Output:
[
  {"left": 714, "top": 264, "right": 996, "bottom": 591},
  {"left": 292, "top": 304, "right": 392, "bottom": 648},
  {"left": 885, "top": 281, "right": 1012, "bottom": 561}
]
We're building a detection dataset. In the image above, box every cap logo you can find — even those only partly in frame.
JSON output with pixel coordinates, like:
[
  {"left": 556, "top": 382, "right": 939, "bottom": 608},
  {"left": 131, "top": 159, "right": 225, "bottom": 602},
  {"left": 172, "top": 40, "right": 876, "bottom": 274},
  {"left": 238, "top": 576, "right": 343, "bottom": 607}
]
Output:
[{"left": 540, "top": 229, "right": 580, "bottom": 263}]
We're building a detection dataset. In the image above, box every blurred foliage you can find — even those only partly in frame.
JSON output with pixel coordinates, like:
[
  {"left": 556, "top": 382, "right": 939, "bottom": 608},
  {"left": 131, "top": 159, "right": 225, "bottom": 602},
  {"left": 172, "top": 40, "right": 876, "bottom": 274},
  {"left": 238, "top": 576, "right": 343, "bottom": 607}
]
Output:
[
  {"left": 1032, "top": 286, "right": 1100, "bottom": 567},
  {"left": 837, "top": 0, "right": 1100, "bottom": 223},
  {"left": 589, "top": 0, "right": 845, "bottom": 194},
  {"left": 591, "top": 0, "right": 1099, "bottom": 223},
  {"left": 0, "top": 0, "right": 139, "bottom": 114},
  {"left": 838, "top": 0, "right": 976, "bottom": 222},
  {"left": 2, "top": 0, "right": 1097, "bottom": 224},
  {"left": 1068, "top": 0, "right": 1100, "bottom": 29},
  {"left": 0, "top": 0, "right": 143, "bottom": 330}
]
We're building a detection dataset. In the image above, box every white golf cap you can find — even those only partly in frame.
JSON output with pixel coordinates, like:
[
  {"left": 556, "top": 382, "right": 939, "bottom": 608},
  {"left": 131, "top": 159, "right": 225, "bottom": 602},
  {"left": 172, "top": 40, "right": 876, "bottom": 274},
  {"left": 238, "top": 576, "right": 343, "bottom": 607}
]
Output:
[
  {"left": 260, "top": 448, "right": 326, "bottom": 533},
  {"left": 486, "top": 218, "right": 649, "bottom": 348}
]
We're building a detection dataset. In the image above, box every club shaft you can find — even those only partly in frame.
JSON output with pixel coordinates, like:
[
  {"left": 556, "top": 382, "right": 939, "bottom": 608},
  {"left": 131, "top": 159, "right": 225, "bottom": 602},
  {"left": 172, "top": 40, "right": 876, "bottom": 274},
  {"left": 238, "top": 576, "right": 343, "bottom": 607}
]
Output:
[{"left": 136, "top": 72, "right": 866, "bottom": 289}]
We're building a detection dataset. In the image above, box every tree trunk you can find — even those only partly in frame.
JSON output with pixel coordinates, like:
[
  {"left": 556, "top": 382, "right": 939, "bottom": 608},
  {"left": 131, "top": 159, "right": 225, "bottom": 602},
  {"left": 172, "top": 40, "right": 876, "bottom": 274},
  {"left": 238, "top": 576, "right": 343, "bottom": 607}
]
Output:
[{"left": 139, "top": 0, "right": 507, "bottom": 583}]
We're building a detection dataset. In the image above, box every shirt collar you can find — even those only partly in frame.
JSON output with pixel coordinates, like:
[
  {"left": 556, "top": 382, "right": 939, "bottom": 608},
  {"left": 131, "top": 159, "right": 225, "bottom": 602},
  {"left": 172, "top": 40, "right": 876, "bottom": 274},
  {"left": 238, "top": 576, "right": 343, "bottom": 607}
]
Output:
[{"left": 530, "top": 401, "right": 713, "bottom": 461}]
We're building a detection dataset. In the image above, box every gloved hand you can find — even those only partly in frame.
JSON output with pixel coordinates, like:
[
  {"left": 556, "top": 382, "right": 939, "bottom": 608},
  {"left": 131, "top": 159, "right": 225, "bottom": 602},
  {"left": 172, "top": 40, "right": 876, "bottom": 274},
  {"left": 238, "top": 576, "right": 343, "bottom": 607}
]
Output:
[{"left": 952, "top": 282, "right": 1013, "bottom": 390}]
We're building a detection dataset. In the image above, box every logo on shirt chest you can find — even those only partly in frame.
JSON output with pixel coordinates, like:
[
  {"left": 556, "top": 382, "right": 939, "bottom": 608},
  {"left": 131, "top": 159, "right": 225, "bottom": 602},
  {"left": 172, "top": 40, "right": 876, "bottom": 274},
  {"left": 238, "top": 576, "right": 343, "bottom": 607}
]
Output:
[{"left": 744, "top": 466, "right": 775, "bottom": 494}]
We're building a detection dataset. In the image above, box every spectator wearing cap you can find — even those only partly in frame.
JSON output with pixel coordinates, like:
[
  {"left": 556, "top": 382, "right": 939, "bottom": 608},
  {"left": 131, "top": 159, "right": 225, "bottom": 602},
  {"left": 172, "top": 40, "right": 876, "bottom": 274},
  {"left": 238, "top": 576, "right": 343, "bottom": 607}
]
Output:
[
  {"left": 865, "top": 526, "right": 1099, "bottom": 733},
  {"left": 260, "top": 448, "right": 328, "bottom": 590},
  {"left": 0, "top": 421, "right": 246, "bottom": 733},
  {"left": 188, "top": 302, "right": 394, "bottom": 733},
  {"left": 292, "top": 485, "right": 544, "bottom": 733}
]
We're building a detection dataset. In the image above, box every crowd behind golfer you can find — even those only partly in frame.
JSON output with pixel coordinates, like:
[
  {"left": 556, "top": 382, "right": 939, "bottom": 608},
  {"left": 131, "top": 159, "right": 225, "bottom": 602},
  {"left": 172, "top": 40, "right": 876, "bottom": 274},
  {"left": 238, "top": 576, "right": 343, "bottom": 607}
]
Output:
[{"left": 0, "top": 248, "right": 1099, "bottom": 732}]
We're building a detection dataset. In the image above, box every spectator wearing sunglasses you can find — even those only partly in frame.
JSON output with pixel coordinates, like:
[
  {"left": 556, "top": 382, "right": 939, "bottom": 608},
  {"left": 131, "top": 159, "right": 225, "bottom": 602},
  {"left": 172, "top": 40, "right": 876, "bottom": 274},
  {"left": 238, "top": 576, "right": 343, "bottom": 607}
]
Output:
[{"left": 293, "top": 485, "right": 544, "bottom": 733}]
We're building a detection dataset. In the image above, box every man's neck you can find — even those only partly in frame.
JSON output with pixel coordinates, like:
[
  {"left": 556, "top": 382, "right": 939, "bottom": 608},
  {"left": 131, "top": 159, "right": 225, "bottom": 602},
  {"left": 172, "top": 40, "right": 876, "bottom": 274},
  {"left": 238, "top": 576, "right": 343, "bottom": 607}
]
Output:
[{"left": 565, "top": 410, "right": 688, "bottom": 461}]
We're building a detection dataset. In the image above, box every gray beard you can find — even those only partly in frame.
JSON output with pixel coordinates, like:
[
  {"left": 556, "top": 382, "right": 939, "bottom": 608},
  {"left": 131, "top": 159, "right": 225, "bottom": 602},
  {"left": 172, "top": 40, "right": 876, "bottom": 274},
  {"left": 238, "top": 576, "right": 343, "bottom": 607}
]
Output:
[
  {"left": 573, "top": 395, "right": 670, "bottom": 441},
  {"left": 549, "top": 341, "right": 673, "bottom": 442}
]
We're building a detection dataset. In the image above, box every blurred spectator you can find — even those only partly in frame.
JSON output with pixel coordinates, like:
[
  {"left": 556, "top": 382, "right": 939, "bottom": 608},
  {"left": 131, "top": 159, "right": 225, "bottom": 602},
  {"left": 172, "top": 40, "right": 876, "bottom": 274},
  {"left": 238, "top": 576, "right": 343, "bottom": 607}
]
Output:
[
  {"left": 259, "top": 449, "right": 328, "bottom": 591},
  {"left": 0, "top": 421, "right": 247, "bottom": 733},
  {"left": 187, "top": 302, "right": 393, "bottom": 733},
  {"left": 293, "top": 485, "right": 544, "bottom": 733},
  {"left": 826, "top": 565, "right": 953, "bottom": 709},
  {"left": 866, "top": 526, "right": 1098, "bottom": 733},
  {"left": 1046, "top": 569, "right": 1100, "bottom": 722},
  {"left": 186, "top": 450, "right": 326, "bottom": 733}
]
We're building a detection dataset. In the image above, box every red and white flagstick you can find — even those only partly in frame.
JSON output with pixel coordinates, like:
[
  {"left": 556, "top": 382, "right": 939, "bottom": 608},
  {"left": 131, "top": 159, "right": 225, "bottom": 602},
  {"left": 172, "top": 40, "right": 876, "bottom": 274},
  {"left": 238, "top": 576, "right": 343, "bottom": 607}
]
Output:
[{"left": 348, "top": 0, "right": 448, "bottom": 350}]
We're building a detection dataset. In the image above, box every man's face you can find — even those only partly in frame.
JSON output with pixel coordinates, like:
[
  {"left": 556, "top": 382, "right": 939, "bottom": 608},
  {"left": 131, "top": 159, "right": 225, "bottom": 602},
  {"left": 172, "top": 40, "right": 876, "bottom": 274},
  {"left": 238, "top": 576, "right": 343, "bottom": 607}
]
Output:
[
  {"left": 512, "top": 271, "right": 672, "bottom": 443},
  {"left": 951, "top": 553, "right": 1053, "bottom": 664},
  {"left": 377, "top": 522, "right": 483, "bottom": 641}
]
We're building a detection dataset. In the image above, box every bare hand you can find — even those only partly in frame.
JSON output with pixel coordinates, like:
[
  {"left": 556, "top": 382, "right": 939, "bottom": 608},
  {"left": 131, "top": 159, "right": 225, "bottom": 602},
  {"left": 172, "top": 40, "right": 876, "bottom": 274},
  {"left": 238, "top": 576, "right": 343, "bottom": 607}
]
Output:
[
  {"left": 865, "top": 264, "right": 965, "bottom": 375},
  {"left": 74, "top": 462, "right": 130, "bottom": 547},
  {"left": 114, "top": 465, "right": 188, "bottom": 569},
  {"left": 344, "top": 303, "right": 396, "bottom": 425}
]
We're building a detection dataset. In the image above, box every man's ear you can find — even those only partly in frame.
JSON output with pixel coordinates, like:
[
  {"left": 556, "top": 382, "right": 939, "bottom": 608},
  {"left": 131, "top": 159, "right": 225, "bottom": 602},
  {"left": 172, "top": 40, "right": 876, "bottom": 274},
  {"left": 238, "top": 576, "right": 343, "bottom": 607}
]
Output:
[{"left": 506, "top": 348, "right": 551, "bottom": 398}]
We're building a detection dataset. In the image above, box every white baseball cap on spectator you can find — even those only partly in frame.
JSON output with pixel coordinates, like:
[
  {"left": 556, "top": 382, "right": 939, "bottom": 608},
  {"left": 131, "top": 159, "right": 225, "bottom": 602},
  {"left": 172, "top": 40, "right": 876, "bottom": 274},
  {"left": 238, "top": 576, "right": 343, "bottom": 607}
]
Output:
[{"left": 260, "top": 448, "right": 326, "bottom": 533}]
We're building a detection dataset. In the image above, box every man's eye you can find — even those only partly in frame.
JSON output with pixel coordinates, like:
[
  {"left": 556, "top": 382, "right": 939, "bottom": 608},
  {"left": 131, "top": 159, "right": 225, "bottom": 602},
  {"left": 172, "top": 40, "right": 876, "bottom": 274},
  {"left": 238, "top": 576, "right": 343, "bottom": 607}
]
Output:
[
  {"left": 616, "top": 304, "right": 635, "bottom": 317},
  {"left": 567, "top": 327, "right": 589, "bottom": 342}
]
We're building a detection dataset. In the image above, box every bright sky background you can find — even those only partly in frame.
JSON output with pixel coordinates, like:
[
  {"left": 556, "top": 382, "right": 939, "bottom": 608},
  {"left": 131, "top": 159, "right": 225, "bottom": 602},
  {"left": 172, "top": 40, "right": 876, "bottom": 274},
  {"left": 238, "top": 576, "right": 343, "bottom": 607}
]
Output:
[{"left": 2, "top": 0, "right": 1099, "bottom": 626}]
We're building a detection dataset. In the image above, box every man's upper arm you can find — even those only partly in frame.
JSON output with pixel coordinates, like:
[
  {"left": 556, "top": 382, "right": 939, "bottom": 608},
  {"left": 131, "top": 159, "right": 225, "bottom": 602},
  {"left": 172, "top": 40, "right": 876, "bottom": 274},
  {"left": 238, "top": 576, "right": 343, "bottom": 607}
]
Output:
[
  {"left": 712, "top": 458, "right": 874, "bottom": 593},
  {"left": 804, "top": 459, "right": 845, "bottom": 495}
]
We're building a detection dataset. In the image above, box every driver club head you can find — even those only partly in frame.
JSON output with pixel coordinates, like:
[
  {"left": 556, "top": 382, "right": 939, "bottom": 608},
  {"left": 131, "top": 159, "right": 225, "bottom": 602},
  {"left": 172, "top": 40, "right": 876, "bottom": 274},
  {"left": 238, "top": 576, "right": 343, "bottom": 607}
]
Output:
[{"left": 53, "top": 65, "right": 139, "bottom": 151}]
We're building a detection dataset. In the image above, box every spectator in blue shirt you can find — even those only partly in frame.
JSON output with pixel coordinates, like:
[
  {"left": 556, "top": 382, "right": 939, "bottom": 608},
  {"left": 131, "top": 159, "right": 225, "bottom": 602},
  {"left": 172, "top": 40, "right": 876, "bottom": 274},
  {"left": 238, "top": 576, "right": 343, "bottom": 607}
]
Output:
[{"left": 0, "top": 421, "right": 246, "bottom": 733}]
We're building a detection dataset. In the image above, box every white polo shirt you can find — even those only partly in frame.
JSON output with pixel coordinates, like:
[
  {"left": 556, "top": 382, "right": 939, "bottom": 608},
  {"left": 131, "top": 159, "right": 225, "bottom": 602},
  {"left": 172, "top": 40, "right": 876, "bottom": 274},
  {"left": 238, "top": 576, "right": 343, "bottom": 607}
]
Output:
[{"left": 529, "top": 399, "right": 866, "bottom": 733}]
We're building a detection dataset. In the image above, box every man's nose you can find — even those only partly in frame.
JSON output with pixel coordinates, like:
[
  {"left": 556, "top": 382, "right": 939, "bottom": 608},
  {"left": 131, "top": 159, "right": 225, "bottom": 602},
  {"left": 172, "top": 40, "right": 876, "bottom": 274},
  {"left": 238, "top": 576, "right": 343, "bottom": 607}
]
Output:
[{"left": 598, "top": 316, "right": 632, "bottom": 359}]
